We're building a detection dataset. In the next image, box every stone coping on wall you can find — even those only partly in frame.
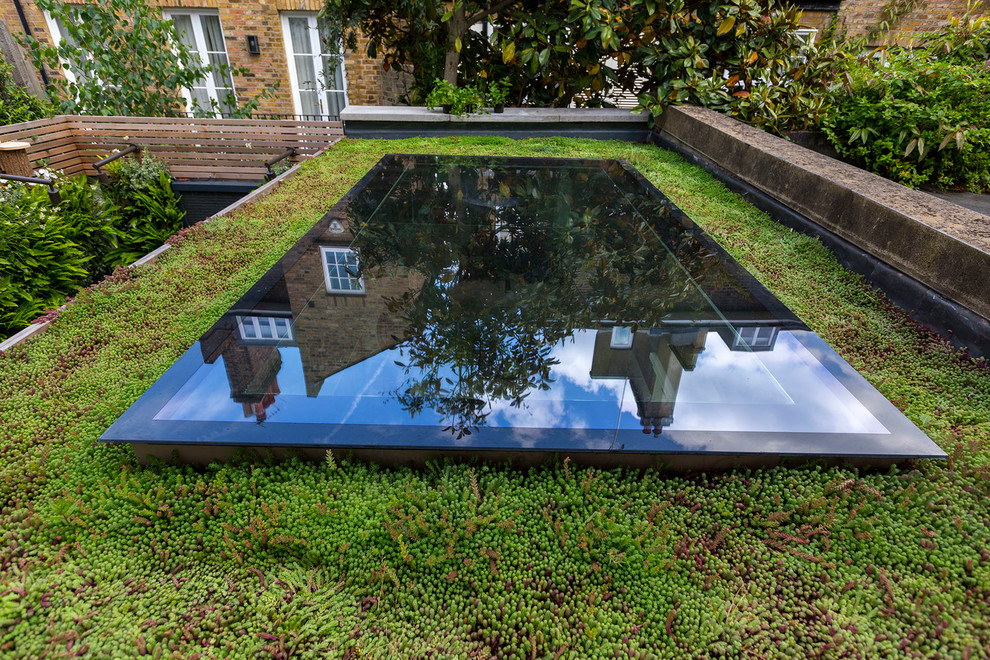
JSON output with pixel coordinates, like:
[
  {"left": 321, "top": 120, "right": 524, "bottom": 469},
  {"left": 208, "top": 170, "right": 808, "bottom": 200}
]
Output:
[
  {"left": 340, "top": 106, "right": 645, "bottom": 123},
  {"left": 339, "top": 106, "right": 650, "bottom": 140},
  {"left": 656, "top": 105, "right": 990, "bottom": 329}
]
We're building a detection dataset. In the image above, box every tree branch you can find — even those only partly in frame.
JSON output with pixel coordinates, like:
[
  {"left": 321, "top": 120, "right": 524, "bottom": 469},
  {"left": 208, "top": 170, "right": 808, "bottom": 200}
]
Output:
[{"left": 465, "top": 0, "right": 520, "bottom": 27}]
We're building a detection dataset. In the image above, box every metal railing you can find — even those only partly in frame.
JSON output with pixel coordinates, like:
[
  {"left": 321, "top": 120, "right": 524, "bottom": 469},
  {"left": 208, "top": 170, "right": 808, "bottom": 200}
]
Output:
[
  {"left": 0, "top": 173, "right": 61, "bottom": 204},
  {"left": 178, "top": 112, "right": 341, "bottom": 122},
  {"left": 92, "top": 143, "right": 142, "bottom": 183},
  {"left": 264, "top": 147, "right": 297, "bottom": 181}
]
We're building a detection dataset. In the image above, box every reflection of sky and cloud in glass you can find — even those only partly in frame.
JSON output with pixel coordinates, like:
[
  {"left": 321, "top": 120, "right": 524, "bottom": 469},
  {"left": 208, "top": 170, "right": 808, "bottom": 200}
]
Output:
[
  {"left": 106, "top": 155, "right": 942, "bottom": 460},
  {"left": 156, "top": 330, "right": 889, "bottom": 439}
]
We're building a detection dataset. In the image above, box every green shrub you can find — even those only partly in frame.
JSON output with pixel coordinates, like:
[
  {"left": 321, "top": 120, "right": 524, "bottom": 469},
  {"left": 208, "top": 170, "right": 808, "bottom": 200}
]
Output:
[
  {"left": 0, "top": 185, "right": 90, "bottom": 333},
  {"left": 0, "top": 54, "right": 50, "bottom": 126},
  {"left": 631, "top": 3, "right": 841, "bottom": 134},
  {"left": 425, "top": 78, "right": 484, "bottom": 117},
  {"left": 102, "top": 151, "right": 172, "bottom": 201},
  {"left": 106, "top": 171, "right": 185, "bottom": 265},
  {"left": 55, "top": 174, "right": 121, "bottom": 282},
  {"left": 22, "top": 0, "right": 271, "bottom": 118},
  {"left": 823, "top": 15, "right": 990, "bottom": 191},
  {"left": 0, "top": 155, "right": 185, "bottom": 338},
  {"left": 101, "top": 154, "right": 185, "bottom": 264}
]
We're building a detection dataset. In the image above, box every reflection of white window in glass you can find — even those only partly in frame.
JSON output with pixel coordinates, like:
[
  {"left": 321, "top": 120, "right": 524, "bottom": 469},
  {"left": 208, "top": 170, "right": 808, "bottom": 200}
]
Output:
[
  {"left": 237, "top": 316, "right": 293, "bottom": 341},
  {"left": 320, "top": 247, "right": 364, "bottom": 294},
  {"left": 281, "top": 13, "right": 348, "bottom": 119},
  {"left": 163, "top": 10, "right": 236, "bottom": 117},
  {"left": 44, "top": 9, "right": 93, "bottom": 86},
  {"left": 734, "top": 326, "right": 778, "bottom": 349},
  {"left": 610, "top": 326, "right": 634, "bottom": 349}
]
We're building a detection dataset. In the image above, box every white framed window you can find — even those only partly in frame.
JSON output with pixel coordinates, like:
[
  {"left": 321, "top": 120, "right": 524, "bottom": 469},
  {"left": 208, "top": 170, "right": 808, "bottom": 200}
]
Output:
[
  {"left": 610, "top": 326, "right": 634, "bottom": 349},
  {"left": 44, "top": 8, "right": 93, "bottom": 86},
  {"left": 733, "top": 326, "right": 778, "bottom": 349},
  {"left": 320, "top": 247, "right": 364, "bottom": 294},
  {"left": 281, "top": 13, "right": 348, "bottom": 119},
  {"left": 237, "top": 316, "right": 293, "bottom": 342},
  {"left": 163, "top": 10, "right": 237, "bottom": 117},
  {"left": 795, "top": 29, "right": 818, "bottom": 46}
]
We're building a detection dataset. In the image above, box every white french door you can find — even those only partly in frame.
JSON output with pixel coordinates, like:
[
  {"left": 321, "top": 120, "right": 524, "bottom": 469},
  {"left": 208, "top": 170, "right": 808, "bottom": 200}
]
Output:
[
  {"left": 281, "top": 13, "right": 347, "bottom": 119},
  {"left": 164, "top": 10, "right": 237, "bottom": 117}
]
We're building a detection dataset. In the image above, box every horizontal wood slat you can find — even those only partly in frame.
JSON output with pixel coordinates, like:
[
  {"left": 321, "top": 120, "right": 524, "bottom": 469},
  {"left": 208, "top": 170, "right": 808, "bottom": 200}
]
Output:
[{"left": 1, "top": 115, "right": 342, "bottom": 179}]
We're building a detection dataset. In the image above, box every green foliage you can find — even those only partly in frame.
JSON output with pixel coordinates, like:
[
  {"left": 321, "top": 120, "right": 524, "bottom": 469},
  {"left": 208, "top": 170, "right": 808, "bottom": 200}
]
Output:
[
  {"left": 424, "top": 78, "right": 484, "bottom": 116},
  {"left": 486, "top": 77, "right": 511, "bottom": 106},
  {"left": 919, "top": 3, "right": 990, "bottom": 63},
  {"left": 0, "top": 138, "right": 988, "bottom": 657},
  {"left": 325, "top": 0, "right": 836, "bottom": 128},
  {"left": 0, "top": 184, "right": 91, "bottom": 332},
  {"left": 627, "top": 1, "right": 840, "bottom": 133},
  {"left": 101, "top": 152, "right": 185, "bottom": 265},
  {"left": 823, "top": 13, "right": 990, "bottom": 192},
  {"left": 100, "top": 154, "right": 186, "bottom": 265},
  {"left": 53, "top": 174, "right": 121, "bottom": 282},
  {"left": 0, "top": 54, "right": 50, "bottom": 126},
  {"left": 107, "top": 171, "right": 185, "bottom": 265},
  {"left": 21, "top": 0, "right": 270, "bottom": 118},
  {"left": 0, "top": 154, "right": 184, "bottom": 337}
]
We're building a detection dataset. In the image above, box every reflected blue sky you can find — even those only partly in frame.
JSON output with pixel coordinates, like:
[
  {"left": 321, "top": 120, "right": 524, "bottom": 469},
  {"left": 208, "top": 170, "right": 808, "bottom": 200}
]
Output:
[{"left": 156, "top": 330, "right": 889, "bottom": 438}]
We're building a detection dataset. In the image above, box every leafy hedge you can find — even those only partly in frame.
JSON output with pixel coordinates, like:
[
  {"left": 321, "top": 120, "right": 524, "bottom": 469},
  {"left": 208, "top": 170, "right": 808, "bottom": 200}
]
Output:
[
  {"left": 824, "top": 52, "right": 990, "bottom": 191},
  {"left": 0, "top": 138, "right": 987, "bottom": 657},
  {"left": 0, "top": 155, "right": 184, "bottom": 337},
  {"left": 822, "top": 11, "right": 990, "bottom": 191},
  {"left": 0, "top": 55, "right": 50, "bottom": 126}
]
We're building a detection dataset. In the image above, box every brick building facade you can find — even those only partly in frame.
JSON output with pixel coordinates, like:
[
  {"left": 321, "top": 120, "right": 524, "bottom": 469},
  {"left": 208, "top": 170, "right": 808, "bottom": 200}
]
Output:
[
  {"left": 1, "top": 0, "right": 981, "bottom": 117},
  {"left": 0, "top": 0, "right": 412, "bottom": 117},
  {"left": 798, "top": 0, "right": 986, "bottom": 41}
]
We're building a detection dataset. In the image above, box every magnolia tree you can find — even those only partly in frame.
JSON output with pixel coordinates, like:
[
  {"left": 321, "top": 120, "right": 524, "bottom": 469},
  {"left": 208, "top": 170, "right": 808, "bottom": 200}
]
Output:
[
  {"left": 323, "top": 0, "right": 835, "bottom": 132},
  {"left": 23, "top": 0, "right": 268, "bottom": 117}
]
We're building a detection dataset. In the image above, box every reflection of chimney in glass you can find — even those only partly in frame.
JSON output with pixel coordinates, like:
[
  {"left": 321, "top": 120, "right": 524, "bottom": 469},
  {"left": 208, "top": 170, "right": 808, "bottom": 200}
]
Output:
[
  {"left": 198, "top": 271, "right": 293, "bottom": 423},
  {"left": 590, "top": 326, "right": 707, "bottom": 435}
]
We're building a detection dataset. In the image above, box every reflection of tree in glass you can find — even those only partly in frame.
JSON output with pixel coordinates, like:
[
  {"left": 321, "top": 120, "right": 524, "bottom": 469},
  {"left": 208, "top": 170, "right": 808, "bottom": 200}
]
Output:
[{"left": 349, "top": 157, "right": 718, "bottom": 436}]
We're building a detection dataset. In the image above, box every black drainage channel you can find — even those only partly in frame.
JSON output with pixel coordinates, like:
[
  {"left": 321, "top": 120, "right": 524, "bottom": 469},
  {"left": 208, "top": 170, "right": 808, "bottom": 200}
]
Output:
[
  {"left": 172, "top": 180, "right": 264, "bottom": 226},
  {"left": 653, "top": 133, "right": 990, "bottom": 359}
]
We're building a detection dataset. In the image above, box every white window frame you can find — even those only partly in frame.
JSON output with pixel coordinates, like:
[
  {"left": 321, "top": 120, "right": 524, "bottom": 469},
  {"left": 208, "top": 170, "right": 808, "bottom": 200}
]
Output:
[
  {"left": 162, "top": 9, "right": 237, "bottom": 117},
  {"left": 610, "top": 326, "right": 634, "bottom": 349},
  {"left": 44, "top": 8, "right": 91, "bottom": 86},
  {"left": 795, "top": 29, "right": 818, "bottom": 46},
  {"left": 733, "top": 326, "right": 778, "bottom": 349},
  {"left": 320, "top": 246, "right": 364, "bottom": 295},
  {"left": 236, "top": 315, "right": 294, "bottom": 342},
  {"left": 280, "top": 12, "right": 348, "bottom": 119}
]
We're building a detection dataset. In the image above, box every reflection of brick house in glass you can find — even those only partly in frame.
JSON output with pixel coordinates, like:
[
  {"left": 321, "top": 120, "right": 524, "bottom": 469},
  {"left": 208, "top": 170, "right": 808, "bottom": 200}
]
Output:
[
  {"left": 0, "top": 0, "right": 412, "bottom": 118},
  {"left": 197, "top": 221, "right": 424, "bottom": 421},
  {"left": 590, "top": 320, "right": 783, "bottom": 437}
]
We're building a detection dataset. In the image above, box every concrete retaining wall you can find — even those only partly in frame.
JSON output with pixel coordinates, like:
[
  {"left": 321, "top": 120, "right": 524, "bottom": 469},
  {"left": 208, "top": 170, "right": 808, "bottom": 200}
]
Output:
[{"left": 655, "top": 104, "right": 990, "bottom": 355}]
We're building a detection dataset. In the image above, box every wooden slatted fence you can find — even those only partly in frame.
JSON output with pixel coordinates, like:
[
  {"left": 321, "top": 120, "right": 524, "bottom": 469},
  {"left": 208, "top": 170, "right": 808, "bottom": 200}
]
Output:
[{"left": 0, "top": 115, "right": 344, "bottom": 180}]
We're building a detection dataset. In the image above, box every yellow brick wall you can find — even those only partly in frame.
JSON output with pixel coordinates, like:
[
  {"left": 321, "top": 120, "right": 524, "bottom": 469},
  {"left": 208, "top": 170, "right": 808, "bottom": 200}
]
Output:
[
  {"left": 0, "top": 0, "right": 392, "bottom": 114},
  {"left": 800, "top": 0, "right": 986, "bottom": 43}
]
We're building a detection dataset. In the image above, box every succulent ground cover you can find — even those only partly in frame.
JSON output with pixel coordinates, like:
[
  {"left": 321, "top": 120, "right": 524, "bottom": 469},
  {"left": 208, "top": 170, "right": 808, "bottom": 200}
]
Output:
[{"left": 1, "top": 137, "right": 988, "bottom": 658}]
